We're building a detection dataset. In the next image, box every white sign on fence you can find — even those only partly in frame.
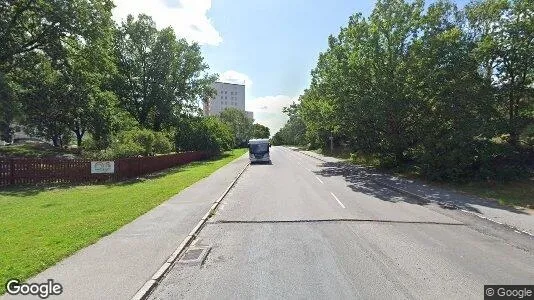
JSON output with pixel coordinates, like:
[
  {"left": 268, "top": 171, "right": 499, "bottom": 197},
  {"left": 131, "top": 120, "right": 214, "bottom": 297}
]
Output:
[{"left": 91, "top": 161, "right": 115, "bottom": 174}]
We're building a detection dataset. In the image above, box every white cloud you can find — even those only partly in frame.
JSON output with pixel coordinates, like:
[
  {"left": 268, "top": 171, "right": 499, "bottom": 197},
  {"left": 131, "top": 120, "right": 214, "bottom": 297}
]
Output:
[
  {"left": 112, "top": 0, "right": 222, "bottom": 46},
  {"left": 218, "top": 70, "right": 253, "bottom": 87},
  {"left": 246, "top": 94, "right": 299, "bottom": 114},
  {"left": 253, "top": 113, "right": 289, "bottom": 137},
  {"left": 247, "top": 94, "right": 301, "bottom": 135}
]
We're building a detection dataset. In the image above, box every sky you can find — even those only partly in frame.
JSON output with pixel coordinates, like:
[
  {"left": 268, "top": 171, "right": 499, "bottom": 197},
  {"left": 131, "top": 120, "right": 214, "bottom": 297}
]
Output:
[{"left": 112, "top": 0, "right": 469, "bottom": 135}]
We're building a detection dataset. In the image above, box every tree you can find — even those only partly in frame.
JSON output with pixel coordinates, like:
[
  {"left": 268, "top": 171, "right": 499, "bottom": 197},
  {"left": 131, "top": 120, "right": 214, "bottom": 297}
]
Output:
[
  {"left": 13, "top": 53, "right": 71, "bottom": 146},
  {"left": 467, "top": 0, "right": 534, "bottom": 146},
  {"left": 113, "top": 14, "right": 217, "bottom": 131},
  {"left": 272, "top": 103, "right": 307, "bottom": 146},
  {"left": 175, "top": 116, "right": 233, "bottom": 152},
  {"left": 1, "top": 0, "right": 117, "bottom": 148},
  {"left": 0, "top": 0, "right": 114, "bottom": 70},
  {"left": 59, "top": 8, "right": 117, "bottom": 148},
  {"left": 0, "top": 72, "right": 18, "bottom": 142},
  {"left": 252, "top": 123, "right": 270, "bottom": 139},
  {"left": 407, "top": 0, "right": 496, "bottom": 179},
  {"left": 219, "top": 108, "right": 253, "bottom": 147},
  {"left": 286, "top": 0, "right": 528, "bottom": 181}
]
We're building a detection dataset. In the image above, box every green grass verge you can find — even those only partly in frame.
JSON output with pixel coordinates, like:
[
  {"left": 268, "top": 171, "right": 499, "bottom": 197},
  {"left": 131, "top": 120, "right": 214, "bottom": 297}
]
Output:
[
  {"left": 0, "top": 149, "right": 246, "bottom": 294},
  {"left": 0, "top": 143, "right": 75, "bottom": 158},
  {"left": 442, "top": 180, "right": 534, "bottom": 209}
]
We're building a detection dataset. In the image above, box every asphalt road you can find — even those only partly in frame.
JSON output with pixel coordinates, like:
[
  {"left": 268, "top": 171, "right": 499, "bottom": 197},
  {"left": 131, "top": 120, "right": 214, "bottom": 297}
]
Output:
[{"left": 149, "top": 146, "right": 534, "bottom": 300}]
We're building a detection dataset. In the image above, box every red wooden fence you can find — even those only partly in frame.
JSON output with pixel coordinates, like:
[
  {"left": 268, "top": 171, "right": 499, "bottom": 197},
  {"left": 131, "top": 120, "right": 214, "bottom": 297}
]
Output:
[{"left": 0, "top": 151, "right": 211, "bottom": 187}]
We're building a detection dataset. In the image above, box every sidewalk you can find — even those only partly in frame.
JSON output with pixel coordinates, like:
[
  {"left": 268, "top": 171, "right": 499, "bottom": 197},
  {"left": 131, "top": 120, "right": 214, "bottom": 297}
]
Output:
[
  {"left": 3, "top": 155, "right": 249, "bottom": 300},
  {"left": 298, "top": 149, "right": 534, "bottom": 236}
]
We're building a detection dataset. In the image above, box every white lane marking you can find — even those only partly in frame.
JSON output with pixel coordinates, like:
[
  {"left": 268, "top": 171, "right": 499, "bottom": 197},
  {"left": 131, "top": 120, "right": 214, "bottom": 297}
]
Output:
[
  {"left": 315, "top": 176, "right": 324, "bottom": 184},
  {"left": 330, "top": 192, "right": 345, "bottom": 208},
  {"left": 305, "top": 167, "right": 312, "bottom": 172}
]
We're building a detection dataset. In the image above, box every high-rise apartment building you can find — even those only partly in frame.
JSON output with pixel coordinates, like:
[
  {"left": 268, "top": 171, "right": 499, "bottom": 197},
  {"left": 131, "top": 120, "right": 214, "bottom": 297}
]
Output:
[{"left": 203, "top": 82, "right": 254, "bottom": 120}]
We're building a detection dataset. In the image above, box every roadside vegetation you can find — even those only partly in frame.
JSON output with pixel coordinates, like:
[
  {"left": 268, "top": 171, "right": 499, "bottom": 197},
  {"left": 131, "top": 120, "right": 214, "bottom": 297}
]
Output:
[
  {"left": 0, "top": 143, "right": 77, "bottom": 158},
  {"left": 443, "top": 180, "right": 534, "bottom": 208},
  {"left": 0, "top": 2, "right": 266, "bottom": 158},
  {"left": 0, "top": 148, "right": 246, "bottom": 295},
  {"left": 272, "top": 0, "right": 534, "bottom": 207},
  {"left": 311, "top": 148, "right": 533, "bottom": 208}
]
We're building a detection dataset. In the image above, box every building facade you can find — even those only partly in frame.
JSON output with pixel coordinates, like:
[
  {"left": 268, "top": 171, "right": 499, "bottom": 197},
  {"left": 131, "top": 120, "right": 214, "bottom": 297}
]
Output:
[{"left": 203, "top": 82, "right": 254, "bottom": 120}]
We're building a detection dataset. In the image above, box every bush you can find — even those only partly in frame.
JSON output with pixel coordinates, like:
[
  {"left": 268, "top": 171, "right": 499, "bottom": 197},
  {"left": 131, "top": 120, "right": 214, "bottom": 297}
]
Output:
[
  {"left": 109, "top": 140, "right": 145, "bottom": 158},
  {"left": 203, "top": 117, "right": 234, "bottom": 152},
  {"left": 175, "top": 117, "right": 233, "bottom": 153},
  {"left": 418, "top": 139, "right": 530, "bottom": 182},
  {"left": 134, "top": 129, "right": 156, "bottom": 156},
  {"left": 474, "top": 142, "right": 530, "bottom": 181},
  {"left": 153, "top": 131, "right": 173, "bottom": 154},
  {"left": 90, "top": 129, "right": 174, "bottom": 159},
  {"left": 350, "top": 151, "right": 381, "bottom": 168}
]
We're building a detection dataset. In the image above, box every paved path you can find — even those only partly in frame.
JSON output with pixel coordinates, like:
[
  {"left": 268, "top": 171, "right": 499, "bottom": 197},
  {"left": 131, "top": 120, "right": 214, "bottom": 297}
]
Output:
[
  {"left": 3, "top": 154, "right": 249, "bottom": 300},
  {"left": 150, "top": 146, "right": 534, "bottom": 300}
]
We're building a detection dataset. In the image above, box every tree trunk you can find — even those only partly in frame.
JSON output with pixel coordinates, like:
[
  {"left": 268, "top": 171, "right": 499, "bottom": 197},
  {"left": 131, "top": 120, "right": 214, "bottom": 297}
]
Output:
[
  {"left": 509, "top": 78, "right": 518, "bottom": 147},
  {"left": 153, "top": 116, "right": 162, "bottom": 132},
  {"left": 52, "top": 134, "right": 61, "bottom": 147},
  {"left": 75, "top": 130, "right": 84, "bottom": 148}
]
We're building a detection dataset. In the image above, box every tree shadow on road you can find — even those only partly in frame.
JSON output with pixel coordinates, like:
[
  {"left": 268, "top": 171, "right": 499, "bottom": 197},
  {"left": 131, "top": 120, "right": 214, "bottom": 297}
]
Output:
[
  {"left": 314, "top": 162, "right": 528, "bottom": 215},
  {"left": 315, "top": 162, "right": 431, "bottom": 206}
]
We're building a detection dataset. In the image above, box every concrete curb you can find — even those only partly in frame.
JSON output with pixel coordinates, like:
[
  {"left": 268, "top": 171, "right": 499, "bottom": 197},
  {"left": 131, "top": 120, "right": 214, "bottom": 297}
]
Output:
[
  {"left": 292, "top": 148, "right": 534, "bottom": 238},
  {"left": 130, "top": 161, "right": 250, "bottom": 300}
]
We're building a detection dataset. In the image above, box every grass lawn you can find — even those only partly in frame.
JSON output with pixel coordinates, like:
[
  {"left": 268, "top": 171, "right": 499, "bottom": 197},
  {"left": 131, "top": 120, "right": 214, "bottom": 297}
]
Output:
[
  {"left": 0, "top": 148, "right": 246, "bottom": 295},
  {"left": 442, "top": 180, "right": 534, "bottom": 209},
  {"left": 0, "top": 143, "right": 76, "bottom": 158}
]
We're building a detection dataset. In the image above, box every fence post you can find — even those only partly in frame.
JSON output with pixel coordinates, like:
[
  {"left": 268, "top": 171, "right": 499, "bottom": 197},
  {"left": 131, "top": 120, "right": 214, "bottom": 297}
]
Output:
[{"left": 9, "top": 159, "right": 15, "bottom": 185}]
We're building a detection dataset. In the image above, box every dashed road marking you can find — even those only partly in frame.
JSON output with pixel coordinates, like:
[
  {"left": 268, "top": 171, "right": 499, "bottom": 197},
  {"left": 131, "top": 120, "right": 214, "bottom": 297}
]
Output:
[{"left": 331, "top": 192, "right": 345, "bottom": 208}]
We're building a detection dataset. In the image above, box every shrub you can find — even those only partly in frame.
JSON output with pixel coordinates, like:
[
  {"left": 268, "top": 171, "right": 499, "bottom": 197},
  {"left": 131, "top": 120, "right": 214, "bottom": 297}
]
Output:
[
  {"left": 91, "top": 129, "right": 174, "bottom": 159},
  {"left": 418, "top": 139, "right": 530, "bottom": 182},
  {"left": 350, "top": 151, "right": 381, "bottom": 168},
  {"left": 133, "top": 129, "right": 156, "bottom": 156},
  {"left": 474, "top": 142, "right": 530, "bottom": 181},
  {"left": 153, "top": 131, "right": 173, "bottom": 154},
  {"left": 175, "top": 117, "right": 233, "bottom": 153},
  {"left": 109, "top": 141, "right": 145, "bottom": 158}
]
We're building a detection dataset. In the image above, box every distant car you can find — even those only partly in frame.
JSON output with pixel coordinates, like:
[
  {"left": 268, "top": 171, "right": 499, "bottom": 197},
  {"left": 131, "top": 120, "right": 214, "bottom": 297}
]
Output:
[{"left": 248, "top": 139, "right": 271, "bottom": 163}]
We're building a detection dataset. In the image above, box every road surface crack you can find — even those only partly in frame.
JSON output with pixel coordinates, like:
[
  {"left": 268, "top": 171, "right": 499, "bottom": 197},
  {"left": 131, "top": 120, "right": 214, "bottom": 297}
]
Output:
[{"left": 210, "top": 219, "right": 464, "bottom": 225}]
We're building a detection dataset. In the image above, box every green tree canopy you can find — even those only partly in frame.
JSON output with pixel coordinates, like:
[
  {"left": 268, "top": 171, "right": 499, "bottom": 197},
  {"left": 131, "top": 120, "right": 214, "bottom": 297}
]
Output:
[
  {"left": 3, "top": 0, "right": 117, "bottom": 148},
  {"left": 113, "top": 14, "right": 217, "bottom": 131},
  {"left": 175, "top": 116, "right": 233, "bottom": 152},
  {"left": 280, "top": 0, "right": 533, "bottom": 181},
  {"left": 218, "top": 108, "right": 254, "bottom": 147},
  {"left": 272, "top": 103, "right": 307, "bottom": 146},
  {"left": 252, "top": 123, "right": 270, "bottom": 139},
  {"left": 466, "top": 0, "right": 534, "bottom": 146}
]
